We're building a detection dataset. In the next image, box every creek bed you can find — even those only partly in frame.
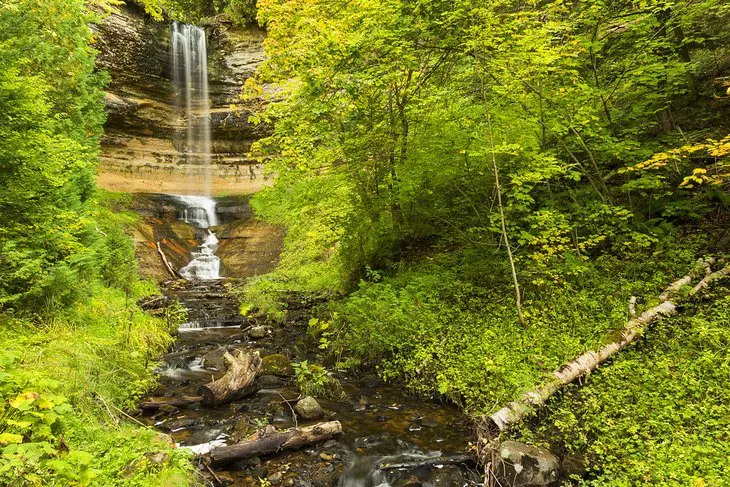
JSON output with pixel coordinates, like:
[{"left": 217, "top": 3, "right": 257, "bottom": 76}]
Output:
[{"left": 142, "top": 281, "right": 479, "bottom": 486}]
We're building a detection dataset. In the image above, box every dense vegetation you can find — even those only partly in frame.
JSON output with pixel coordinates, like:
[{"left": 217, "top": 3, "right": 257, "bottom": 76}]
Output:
[
  {"left": 0, "top": 1, "right": 190, "bottom": 485},
  {"left": 239, "top": 0, "right": 730, "bottom": 483}
]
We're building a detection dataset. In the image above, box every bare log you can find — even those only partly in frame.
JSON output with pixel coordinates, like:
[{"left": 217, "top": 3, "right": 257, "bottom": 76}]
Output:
[
  {"left": 140, "top": 395, "right": 202, "bottom": 411},
  {"left": 157, "top": 242, "right": 182, "bottom": 279},
  {"left": 208, "top": 421, "right": 342, "bottom": 466},
  {"left": 690, "top": 263, "right": 729, "bottom": 296},
  {"left": 658, "top": 257, "right": 713, "bottom": 301},
  {"left": 378, "top": 453, "right": 477, "bottom": 471},
  {"left": 485, "top": 258, "right": 729, "bottom": 436},
  {"left": 199, "top": 350, "right": 261, "bottom": 407}
]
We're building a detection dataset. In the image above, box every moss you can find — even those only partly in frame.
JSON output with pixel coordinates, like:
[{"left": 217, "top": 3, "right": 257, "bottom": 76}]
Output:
[{"left": 261, "top": 353, "right": 294, "bottom": 376}]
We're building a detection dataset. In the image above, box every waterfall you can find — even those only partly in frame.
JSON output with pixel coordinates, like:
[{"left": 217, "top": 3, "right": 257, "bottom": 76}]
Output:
[
  {"left": 174, "top": 195, "right": 221, "bottom": 280},
  {"left": 171, "top": 21, "right": 213, "bottom": 196},
  {"left": 170, "top": 25, "right": 219, "bottom": 280}
]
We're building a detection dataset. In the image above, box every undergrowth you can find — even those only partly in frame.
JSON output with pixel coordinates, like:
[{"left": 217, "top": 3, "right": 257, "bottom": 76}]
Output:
[
  {"left": 515, "top": 288, "right": 730, "bottom": 485},
  {"left": 0, "top": 192, "right": 194, "bottom": 486}
]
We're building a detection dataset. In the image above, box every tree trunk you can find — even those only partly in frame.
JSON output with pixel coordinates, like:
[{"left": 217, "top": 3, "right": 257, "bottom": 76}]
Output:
[
  {"left": 483, "top": 258, "right": 728, "bottom": 437},
  {"left": 208, "top": 421, "right": 343, "bottom": 466},
  {"left": 140, "top": 395, "right": 203, "bottom": 411},
  {"left": 199, "top": 350, "right": 261, "bottom": 407}
]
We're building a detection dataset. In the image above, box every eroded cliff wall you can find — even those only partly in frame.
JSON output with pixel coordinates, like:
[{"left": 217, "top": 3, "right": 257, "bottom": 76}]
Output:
[{"left": 93, "top": 2, "right": 271, "bottom": 195}]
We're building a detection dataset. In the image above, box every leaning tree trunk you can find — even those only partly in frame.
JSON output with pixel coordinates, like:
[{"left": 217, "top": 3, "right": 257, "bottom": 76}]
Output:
[
  {"left": 483, "top": 258, "right": 728, "bottom": 437},
  {"left": 199, "top": 350, "right": 261, "bottom": 407},
  {"left": 208, "top": 421, "right": 342, "bottom": 466}
]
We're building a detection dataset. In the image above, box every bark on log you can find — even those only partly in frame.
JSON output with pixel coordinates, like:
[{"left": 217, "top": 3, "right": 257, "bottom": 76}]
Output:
[
  {"left": 208, "top": 421, "right": 342, "bottom": 466},
  {"left": 690, "top": 263, "right": 729, "bottom": 296},
  {"left": 199, "top": 350, "right": 262, "bottom": 407},
  {"left": 658, "top": 257, "right": 713, "bottom": 301},
  {"left": 484, "top": 259, "right": 729, "bottom": 436},
  {"left": 140, "top": 395, "right": 202, "bottom": 411},
  {"left": 377, "top": 453, "right": 477, "bottom": 471}
]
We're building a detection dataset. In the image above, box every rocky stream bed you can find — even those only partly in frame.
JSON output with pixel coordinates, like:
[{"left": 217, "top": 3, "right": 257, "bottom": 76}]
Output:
[{"left": 139, "top": 279, "right": 481, "bottom": 486}]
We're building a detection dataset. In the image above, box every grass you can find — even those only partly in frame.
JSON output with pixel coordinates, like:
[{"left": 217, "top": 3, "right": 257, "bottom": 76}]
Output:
[{"left": 0, "top": 282, "right": 195, "bottom": 486}]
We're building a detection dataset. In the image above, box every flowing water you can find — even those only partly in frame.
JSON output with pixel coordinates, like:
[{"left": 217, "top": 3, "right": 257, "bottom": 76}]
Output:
[
  {"left": 171, "top": 21, "right": 213, "bottom": 195},
  {"left": 170, "top": 194, "right": 221, "bottom": 280},
  {"left": 170, "top": 23, "right": 220, "bottom": 280}
]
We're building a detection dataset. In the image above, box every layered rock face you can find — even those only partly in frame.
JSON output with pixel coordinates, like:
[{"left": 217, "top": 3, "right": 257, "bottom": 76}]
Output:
[
  {"left": 93, "top": 2, "right": 271, "bottom": 195},
  {"left": 131, "top": 194, "right": 283, "bottom": 281}
]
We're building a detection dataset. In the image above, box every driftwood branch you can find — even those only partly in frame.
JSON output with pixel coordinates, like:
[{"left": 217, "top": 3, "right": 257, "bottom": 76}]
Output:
[
  {"left": 208, "top": 421, "right": 342, "bottom": 466},
  {"left": 377, "top": 453, "right": 477, "bottom": 471},
  {"left": 199, "top": 350, "right": 262, "bottom": 407},
  {"left": 657, "top": 257, "right": 713, "bottom": 301},
  {"left": 484, "top": 258, "right": 729, "bottom": 436},
  {"left": 157, "top": 241, "right": 182, "bottom": 279},
  {"left": 140, "top": 395, "right": 203, "bottom": 411}
]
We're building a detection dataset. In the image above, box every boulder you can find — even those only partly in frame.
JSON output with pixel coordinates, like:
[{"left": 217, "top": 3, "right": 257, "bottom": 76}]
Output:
[
  {"left": 495, "top": 441, "right": 559, "bottom": 486},
  {"left": 261, "top": 354, "right": 294, "bottom": 376},
  {"left": 248, "top": 326, "right": 269, "bottom": 339},
  {"left": 294, "top": 396, "right": 324, "bottom": 421},
  {"left": 257, "top": 374, "right": 285, "bottom": 388}
]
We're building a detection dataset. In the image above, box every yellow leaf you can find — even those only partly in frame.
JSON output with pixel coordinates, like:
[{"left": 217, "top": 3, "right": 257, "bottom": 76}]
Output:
[{"left": 0, "top": 433, "right": 23, "bottom": 445}]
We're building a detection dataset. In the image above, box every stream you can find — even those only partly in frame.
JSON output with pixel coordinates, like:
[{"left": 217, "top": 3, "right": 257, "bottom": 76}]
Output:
[{"left": 140, "top": 196, "right": 480, "bottom": 486}]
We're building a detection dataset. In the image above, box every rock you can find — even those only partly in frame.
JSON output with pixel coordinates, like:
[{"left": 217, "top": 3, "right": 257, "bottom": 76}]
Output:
[
  {"left": 429, "top": 465, "right": 479, "bottom": 485},
  {"left": 202, "top": 348, "right": 231, "bottom": 370},
  {"left": 163, "top": 418, "right": 197, "bottom": 431},
  {"left": 261, "top": 354, "right": 294, "bottom": 376},
  {"left": 248, "top": 326, "right": 269, "bottom": 339},
  {"left": 294, "top": 396, "right": 324, "bottom": 421},
  {"left": 268, "top": 471, "right": 284, "bottom": 483},
  {"left": 158, "top": 404, "right": 178, "bottom": 414},
  {"left": 319, "top": 452, "right": 334, "bottom": 462},
  {"left": 215, "top": 471, "right": 235, "bottom": 485},
  {"left": 144, "top": 451, "right": 169, "bottom": 465},
  {"left": 394, "top": 475, "right": 423, "bottom": 487},
  {"left": 257, "top": 374, "right": 285, "bottom": 388},
  {"left": 496, "top": 441, "right": 560, "bottom": 486},
  {"left": 151, "top": 432, "right": 175, "bottom": 447}
]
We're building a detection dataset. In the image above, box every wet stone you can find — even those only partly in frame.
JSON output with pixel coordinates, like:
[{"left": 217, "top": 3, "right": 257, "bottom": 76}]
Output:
[
  {"left": 248, "top": 326, "right": 268, "bottom": 339},
  {"left": 295, "top": 396, "right": 324, "bottom": 421},
  {"left": 257, "top": 374, "right": 285, "bottom": 388},
  {"left": 496, "top": 441, "right": 559, "bottom": 486}
]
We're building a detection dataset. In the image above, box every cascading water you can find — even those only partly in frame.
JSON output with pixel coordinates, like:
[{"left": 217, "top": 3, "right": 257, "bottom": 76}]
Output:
[
  {"left": 170, "top": 21, "right": 213, "bottom": 194},
  {"left": 174, "top": 195, "right": 221, "bottom": 280},
  {"left": 170, "top": 23, "right": 220, "bottom": 281}
]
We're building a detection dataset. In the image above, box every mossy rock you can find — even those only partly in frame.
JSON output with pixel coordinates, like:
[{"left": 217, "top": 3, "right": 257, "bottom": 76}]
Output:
[{"left": 260, "top": 354, "right": 294, "bottom": 377}]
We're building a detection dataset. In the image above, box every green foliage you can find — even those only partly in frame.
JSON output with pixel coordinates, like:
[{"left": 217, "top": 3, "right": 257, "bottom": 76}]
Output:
[
  {"left": 325, "top": 247, "right": 700, "bottom": 410},
  {"left": 0, "top": 285, "right": 191, "bottom": 486},
  {"left": 0, "top": 0, "right": 107, "bottom": 311},
  {"left": 517, "top": 290, "right": 730, "bottom": 485},
  {"left": 292, "top": 360, "right": 341, "bottom": 398}
]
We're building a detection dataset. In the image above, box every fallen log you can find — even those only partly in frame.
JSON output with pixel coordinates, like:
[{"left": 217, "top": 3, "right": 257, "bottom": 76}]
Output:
[
  {"left": 139, "top": 294, "right": 168, "bottom": 311},
  {"left": 157, "top": 241, "right": 182, "bottom": 279},
  {"left": 377, "top": 453, "right": 477, "bottom": 471},
  {"left": 199, "top": 349, "right": 261, "bottom": 407},
  {"left": 484, "top": 259, "right": 730, "bottom": 437},
  {"left": 208, "top": 421, "right": 342, "bottom": 466},
  {"left": 658, "top": 257, "right": 713, "bottom": 301},
  {"left": 140, "top": 395, "right": 202, "bottom": 411}
]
